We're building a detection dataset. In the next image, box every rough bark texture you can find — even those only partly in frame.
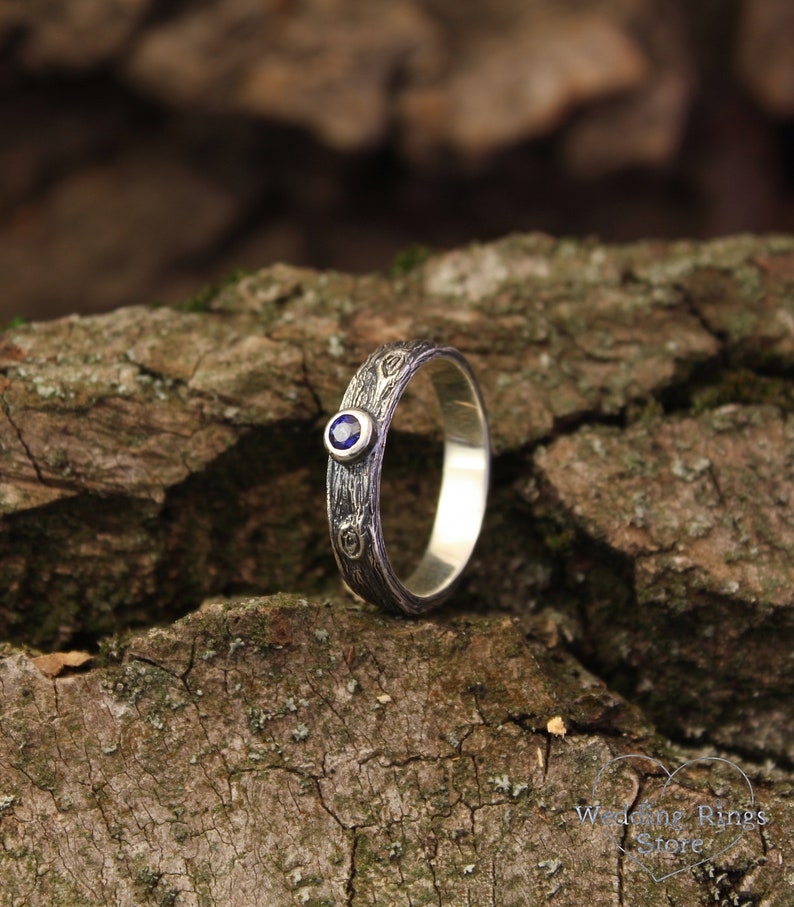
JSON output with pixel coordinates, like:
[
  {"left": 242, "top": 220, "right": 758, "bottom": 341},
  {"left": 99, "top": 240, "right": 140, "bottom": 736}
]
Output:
[
  {"left": 1, "top": 596, "right": 791, "bottom": 906},
  {"left": 1, "top": 232, "right": 729, "bottom": 644},
  {"left": 2, "top": 232, "right": 794, "bottom": 903},
  {"left": 536, "top": 403, "right": 794, "bottom": 748}
]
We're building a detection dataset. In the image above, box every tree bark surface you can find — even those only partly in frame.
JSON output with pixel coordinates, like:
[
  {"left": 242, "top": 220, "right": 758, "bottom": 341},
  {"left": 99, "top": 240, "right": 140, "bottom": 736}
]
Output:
[
  {"left": 2, "top": 233, "right": 794, "bottom": 904},
  {"left": 1, "top": 596, "right": 791, "bottom": 906}
]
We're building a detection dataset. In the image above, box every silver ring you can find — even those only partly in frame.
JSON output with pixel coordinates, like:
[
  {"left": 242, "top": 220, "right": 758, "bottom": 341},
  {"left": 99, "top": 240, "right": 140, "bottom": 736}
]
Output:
[{"left": 323, "top": 340, "right": 490, "bottom": 615}]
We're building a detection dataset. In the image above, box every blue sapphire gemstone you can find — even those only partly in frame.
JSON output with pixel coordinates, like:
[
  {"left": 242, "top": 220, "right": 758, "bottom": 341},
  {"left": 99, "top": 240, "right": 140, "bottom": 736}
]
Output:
[{"left": 329, "top": 413, "right": 362, "bottom": 450}]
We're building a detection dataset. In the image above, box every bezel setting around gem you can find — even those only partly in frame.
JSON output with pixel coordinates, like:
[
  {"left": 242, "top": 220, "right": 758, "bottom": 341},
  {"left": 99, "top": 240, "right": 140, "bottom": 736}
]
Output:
[{"left": 324, "top": 408, "right": 377, "bottom": 463}]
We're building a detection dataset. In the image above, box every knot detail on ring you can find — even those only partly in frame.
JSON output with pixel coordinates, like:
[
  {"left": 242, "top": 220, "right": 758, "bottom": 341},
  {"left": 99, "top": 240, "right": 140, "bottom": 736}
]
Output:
[
  {"left": 379, "top": 349, "right": 407, "bottom": 378},
  {"left": 337, "top": 522, "right": 365, "bottom": 559}
]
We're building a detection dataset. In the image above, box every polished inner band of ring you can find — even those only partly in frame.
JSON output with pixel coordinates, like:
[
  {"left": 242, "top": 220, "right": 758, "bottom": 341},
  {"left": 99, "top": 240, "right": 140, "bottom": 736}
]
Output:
[
  {"left": 398, "top": 357, "right": 487, "bottom": 597},
  {"left": 324, "top": 342, "right": 490, "bottom": 614}
]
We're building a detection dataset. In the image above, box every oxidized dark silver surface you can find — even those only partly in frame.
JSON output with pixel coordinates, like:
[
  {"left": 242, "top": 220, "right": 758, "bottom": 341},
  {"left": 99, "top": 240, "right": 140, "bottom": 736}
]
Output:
[{"left": 324, "top": 340, "right": 490, "bottom": 615}]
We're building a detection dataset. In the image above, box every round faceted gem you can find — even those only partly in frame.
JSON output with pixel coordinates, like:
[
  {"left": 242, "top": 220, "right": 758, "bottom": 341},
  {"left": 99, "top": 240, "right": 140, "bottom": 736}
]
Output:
[
  {"left": 329, "top": 413, "right": 362, "bottom": 450},
  {"left": 324, "top": 408, "right": 376, "bottom": 463}
]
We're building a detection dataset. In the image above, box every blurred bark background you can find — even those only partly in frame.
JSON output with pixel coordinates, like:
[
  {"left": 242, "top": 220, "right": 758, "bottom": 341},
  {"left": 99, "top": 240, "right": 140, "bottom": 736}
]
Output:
[{"left": 0, "top": 0, "right": 792, "bottom": 322}]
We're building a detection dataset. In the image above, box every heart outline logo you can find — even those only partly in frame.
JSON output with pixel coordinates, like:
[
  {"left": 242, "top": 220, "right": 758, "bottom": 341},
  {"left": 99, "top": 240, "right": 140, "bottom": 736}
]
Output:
[{"left": 590, "top": 754, "right": 755, "bottom": 882}]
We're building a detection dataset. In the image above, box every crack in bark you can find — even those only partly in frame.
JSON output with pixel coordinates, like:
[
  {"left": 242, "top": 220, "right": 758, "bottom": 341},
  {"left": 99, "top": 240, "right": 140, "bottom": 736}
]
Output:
[
  {"left": 298, "top": 346, "right": 325, "bottom": 419},
  {"left": 674, "top": 282, "right": 728, "bottom": 348},
  {"left": 615, "top": 776, "right": 646, "bottom": 907},
  {"left": 345, "top": 831, "right": 359, "bottom": 907},
  {"left": 428, "top": 830, "right": 443, "bottom": 907},
  {"left": 0, "top": 392, "right": 48, "bottom": 487}
]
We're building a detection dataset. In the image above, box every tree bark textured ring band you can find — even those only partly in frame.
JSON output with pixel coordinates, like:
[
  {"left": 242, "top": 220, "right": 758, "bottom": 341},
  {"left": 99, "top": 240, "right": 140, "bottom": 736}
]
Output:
[{"left": 323, "top": 340, "right": 490, "bottom": 615}]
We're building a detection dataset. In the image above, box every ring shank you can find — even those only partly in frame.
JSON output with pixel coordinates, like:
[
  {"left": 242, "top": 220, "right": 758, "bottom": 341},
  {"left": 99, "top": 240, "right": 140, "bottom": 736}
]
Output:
[
  {"left": 326, "top": 340, "right": 490, "bottom": 615},
  {"left": 402, "top": 358, "right": 488, "bottom": 598}
]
